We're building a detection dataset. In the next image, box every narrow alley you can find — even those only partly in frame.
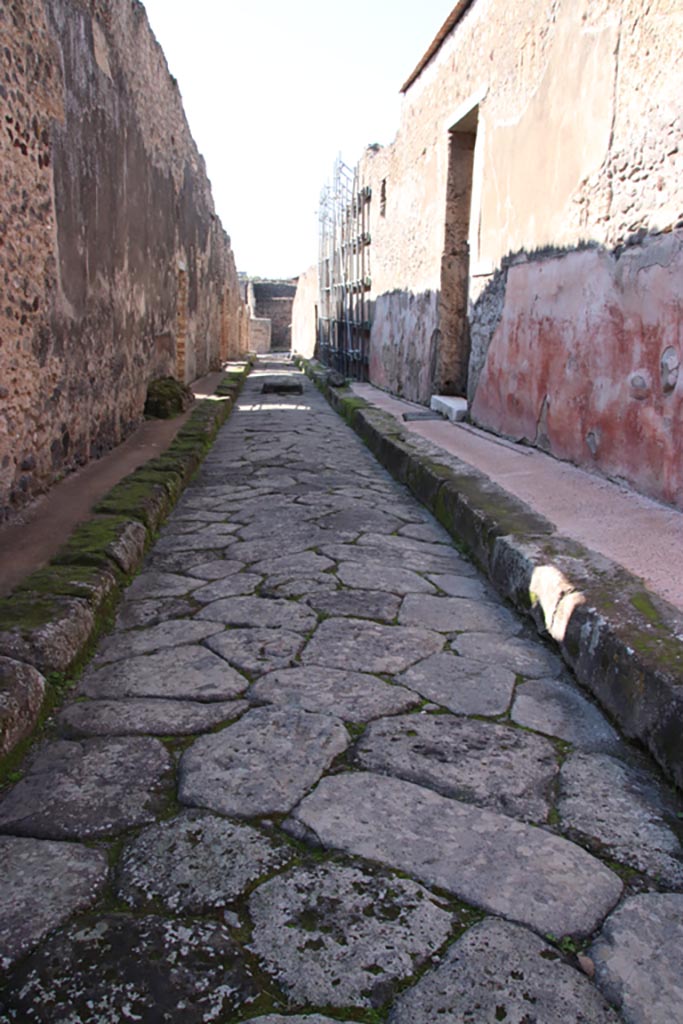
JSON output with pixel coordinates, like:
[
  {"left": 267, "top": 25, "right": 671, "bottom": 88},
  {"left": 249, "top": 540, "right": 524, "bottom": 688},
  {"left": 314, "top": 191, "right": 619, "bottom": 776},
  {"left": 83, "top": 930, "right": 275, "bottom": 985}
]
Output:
[{"left": 1, "top": 360, "right": 682, "bottom": 1023}]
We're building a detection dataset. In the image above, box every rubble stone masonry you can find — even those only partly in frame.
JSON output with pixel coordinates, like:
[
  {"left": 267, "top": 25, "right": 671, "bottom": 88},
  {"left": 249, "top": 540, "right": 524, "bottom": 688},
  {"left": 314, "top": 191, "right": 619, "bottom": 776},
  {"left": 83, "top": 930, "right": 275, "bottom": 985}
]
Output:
[{"left": 0, "top": 0, "right": 247, "bottom": 520}]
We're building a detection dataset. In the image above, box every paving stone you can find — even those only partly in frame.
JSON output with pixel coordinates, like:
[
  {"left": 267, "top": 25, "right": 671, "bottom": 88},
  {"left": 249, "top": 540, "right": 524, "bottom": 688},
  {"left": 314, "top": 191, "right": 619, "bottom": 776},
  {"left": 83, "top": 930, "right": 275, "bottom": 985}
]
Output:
[
  {"left": 58, "top": 698, "right": 249, "bottom": 738},
  {"left": 145, "top": 549, "right": 237, "bottom": 574},
  {"left": 206, "top": 628, "right": 305, "bottom": 676},
  {"left": 398, "top": 522, "right": 453, "bottom": 544},
  {"left": 390, "top": 917, "right": 622, "bottom": 1024},
  {"left": 117, "top": 810, "right": 293, "bottom": 913},
  {"left": 230, "top": 532, "right": 330, "bottom": 565},
  {"left": 0, "top": 914, "right": 261, "bottom": 1024},
  {"left": 356, "top": 714, "right": 557, "bottom": 822},
  {"left": 160, "top": 520, "right": 239, "bottom": 539},
  {"left": 317, "top": 507, "right": 404, "bottom": 536},
  {"left": 355, "top": 533, "right": 472, "bottom": 572},
  {"left": 170, "top": 509, "right": 232, "bottom": 524},
  {"left": 336, "top": 561, "right": 437, "bottom": 595},
  {"left": 559, "top": 752, "right": 683, "bottom": 886},
  {"left": 250, "top": 551, "right": 336, "bottom": 580},
  {"left": 114, "top": 596, "right": 195, "bottom": 630},
  {"left": 80, "top": 645, "right": 248, "bottom": 701},
  {"left": 400, "top": 593, "right": 523, "bottom": 635},
  {"left": 398, "top": 652, "right": 516, "bottom": 715},
  {"left": 452, "top": 630, "right": 563, "bottom": 677},
  {"left": 191, "top": 573, "right": 263, "bottom": 603},
  {"left": 153, "top": 524, "right": 241, "bottom": 553},
  {"left": 427, "top": 573, "right": 494, "bottom": 599},
  {"left": 291, "top": 772, "right": 622, "bottom": 937},
  {"left": 179, "top": 707, "right": 349, "bottom": 817},
  {"left": 249, "top": 863, "right": 453, "bottom": 1008},
  {"left": 125, "top": 571, "right": 205, "bottom": 600},
  {"left": 267, "top": 574, "right": 339, "bottom": 599},
  {"left": 0, "top": 737, "right": 172, "bottom": 839},
  {"left": 249, "top": 666, "right": 419, "bottom": 722},
  {"left": 95, "top": 619, "right": 224, "bottom": 662},
  {"left": 248, "top": 1017, "right": 362, "bottom": 1024},
  {"left": 0, "top": 836, "right": 108, "bottom": 969},
  {"left": 185, "top": 557, "right": 247, "bottom": 579},
  {"left": 302, "top": 618, "right": 444, "bottom": 674},
  {"left": 512, "top": 678, "right": 622, "bottom": 750},
  {"left": 195, "top": 595, "right": 318, "bottom": 632},
  {"left": 308, "top": 588, "right": 401, "bottom": 622},
  {"left": 590, "top": 894, "right": 683, "bottom": 1024}
]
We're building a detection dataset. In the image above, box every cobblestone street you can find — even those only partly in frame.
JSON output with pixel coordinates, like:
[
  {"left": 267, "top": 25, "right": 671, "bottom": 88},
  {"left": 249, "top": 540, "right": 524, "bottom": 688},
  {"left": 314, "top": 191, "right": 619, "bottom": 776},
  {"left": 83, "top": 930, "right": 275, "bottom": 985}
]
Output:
[{"left": 1, "top": 360, "right": 683, "bottom": 1023}]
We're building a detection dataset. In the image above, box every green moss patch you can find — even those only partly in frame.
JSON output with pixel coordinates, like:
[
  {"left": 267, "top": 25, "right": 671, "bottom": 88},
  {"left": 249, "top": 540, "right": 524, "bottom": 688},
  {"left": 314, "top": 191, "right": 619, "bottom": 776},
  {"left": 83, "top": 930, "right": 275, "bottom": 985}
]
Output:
[{"left": 144, "top": 377, "right": 195, "bottom": 419}]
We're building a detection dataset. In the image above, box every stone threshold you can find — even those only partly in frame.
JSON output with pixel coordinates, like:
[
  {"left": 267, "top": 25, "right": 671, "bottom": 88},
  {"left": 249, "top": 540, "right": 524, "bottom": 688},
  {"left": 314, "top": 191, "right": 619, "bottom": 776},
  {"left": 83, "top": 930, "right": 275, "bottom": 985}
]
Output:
[{"left": 299, "top": 358, "right": 683, "bottom": 791}]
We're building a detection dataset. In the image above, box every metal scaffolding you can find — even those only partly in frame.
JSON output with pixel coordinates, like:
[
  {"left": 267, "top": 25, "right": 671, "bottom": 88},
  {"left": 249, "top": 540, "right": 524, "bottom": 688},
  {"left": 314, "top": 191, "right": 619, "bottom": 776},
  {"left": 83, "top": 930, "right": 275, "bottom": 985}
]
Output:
[{"left": 317, "top": 157, "right": 372, "bottom": 380}]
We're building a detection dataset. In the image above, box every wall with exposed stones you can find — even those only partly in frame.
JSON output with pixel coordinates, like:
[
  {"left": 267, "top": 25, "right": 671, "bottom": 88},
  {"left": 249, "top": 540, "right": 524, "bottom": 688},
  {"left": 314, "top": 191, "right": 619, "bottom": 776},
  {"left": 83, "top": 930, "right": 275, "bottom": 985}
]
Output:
[
  {"left": 251, "top": 281, "right": 296, "bottom": 350},
  {"left": 0, "top": 0, "right": 247, "bottom": 520},
  {"left": 308, "top": 0, "right": 682, "bottom": 506}
]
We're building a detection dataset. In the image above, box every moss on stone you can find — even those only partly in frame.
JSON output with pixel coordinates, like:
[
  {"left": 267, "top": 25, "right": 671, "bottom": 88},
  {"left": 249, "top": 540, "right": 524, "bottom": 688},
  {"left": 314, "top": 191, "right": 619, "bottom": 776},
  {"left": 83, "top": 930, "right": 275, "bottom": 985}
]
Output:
[
  {"left": 144, "top": 377, "right": 195, "bottom": 419},
  {"left": 50, "top": 516, "right": 132, "bottom": 575}
]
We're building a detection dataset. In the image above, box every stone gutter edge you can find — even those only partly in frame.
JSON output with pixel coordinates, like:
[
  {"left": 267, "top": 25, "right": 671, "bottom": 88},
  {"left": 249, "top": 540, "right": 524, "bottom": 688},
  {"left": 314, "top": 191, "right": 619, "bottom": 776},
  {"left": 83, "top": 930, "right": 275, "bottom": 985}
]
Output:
[
  {"left": 298, "top": 357, "right": 683, "bottom": 791},
  {"left": 0, "top": 360, "right": 254, "bottom": 767}
]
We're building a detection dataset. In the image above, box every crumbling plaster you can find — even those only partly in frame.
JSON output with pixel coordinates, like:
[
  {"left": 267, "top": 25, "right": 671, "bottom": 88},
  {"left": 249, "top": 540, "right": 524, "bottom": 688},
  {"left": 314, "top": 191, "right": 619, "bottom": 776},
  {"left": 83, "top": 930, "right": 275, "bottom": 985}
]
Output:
[
  {"left": 350, "top": 0, "right": 683, "bottom": 505},
  {"left": 0, "top": 0, "right": 246, "bottom": 520}
]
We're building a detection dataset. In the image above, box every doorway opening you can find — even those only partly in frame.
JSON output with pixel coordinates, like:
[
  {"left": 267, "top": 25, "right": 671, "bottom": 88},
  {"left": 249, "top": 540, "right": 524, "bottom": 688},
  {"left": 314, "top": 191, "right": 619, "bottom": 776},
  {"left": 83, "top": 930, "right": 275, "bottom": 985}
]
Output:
[{"left": 434, "top": 107, "right": 478, "bottom": 396}]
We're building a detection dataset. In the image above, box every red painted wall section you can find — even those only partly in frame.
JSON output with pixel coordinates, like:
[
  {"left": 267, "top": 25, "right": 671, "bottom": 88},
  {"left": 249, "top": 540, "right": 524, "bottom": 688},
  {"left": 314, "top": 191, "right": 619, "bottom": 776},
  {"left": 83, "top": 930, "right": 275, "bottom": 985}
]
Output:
[{"left": 470, "top": 232, "right": 683, "bottom": 507}]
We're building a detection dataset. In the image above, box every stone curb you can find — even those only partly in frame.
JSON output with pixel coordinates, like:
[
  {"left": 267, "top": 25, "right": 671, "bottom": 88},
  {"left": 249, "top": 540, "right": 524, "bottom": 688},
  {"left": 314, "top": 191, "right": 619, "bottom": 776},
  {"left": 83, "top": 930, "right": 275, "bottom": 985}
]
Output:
[
  {"left": 298, "top": 357, "right": 683, "bottom": 790},
  {"left": 0, "top": 361, "right": 253, "bottom": 764}
]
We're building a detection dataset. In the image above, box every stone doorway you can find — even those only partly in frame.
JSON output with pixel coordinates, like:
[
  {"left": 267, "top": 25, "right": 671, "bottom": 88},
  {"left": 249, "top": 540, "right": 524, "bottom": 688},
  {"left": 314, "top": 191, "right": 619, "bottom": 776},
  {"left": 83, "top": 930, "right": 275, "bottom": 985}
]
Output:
[{"left": 434, "top": 109, "right": 478, "bottom": 397}]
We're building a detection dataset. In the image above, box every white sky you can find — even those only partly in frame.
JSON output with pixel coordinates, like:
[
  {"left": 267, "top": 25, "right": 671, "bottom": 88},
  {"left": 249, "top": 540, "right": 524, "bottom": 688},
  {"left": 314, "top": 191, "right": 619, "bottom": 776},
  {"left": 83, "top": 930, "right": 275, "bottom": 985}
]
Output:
[{"left": 141, "top": 0, "right": 455, "bottom": 279}]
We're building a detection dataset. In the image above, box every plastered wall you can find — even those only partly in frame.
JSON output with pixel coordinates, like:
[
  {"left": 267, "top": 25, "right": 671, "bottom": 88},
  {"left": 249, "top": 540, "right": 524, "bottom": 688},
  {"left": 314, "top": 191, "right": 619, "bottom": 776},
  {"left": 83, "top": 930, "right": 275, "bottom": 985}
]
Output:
[
  {"left": 0, "top": 0, "right": 246, "bottom": 519},
  {"left": 348, "top": 0, "right": 683, "bottom": 506}
]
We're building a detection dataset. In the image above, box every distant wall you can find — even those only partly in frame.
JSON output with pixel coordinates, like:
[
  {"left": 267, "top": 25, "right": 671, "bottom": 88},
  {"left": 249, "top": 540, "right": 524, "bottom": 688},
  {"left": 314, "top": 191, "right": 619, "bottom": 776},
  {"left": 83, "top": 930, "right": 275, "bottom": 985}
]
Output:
[
  {"left": 291, "top": 265, "right": 318, "bottom": 359},
  {"left": 249, "top": 318, "right": 272, "bottom": 354},
  {"left": 0, "top": 0, "right": 247, "bottom": 520},
  {"left": 252, "top": 281, "right": 296, "bottom": 350}
]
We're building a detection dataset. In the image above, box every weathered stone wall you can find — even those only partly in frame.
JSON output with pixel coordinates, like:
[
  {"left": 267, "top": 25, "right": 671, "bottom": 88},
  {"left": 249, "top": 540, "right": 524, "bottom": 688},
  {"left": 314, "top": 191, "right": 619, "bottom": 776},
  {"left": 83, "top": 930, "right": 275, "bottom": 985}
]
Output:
[
  {"left": 0, "top": 0, "right": 246, "bottom": 519},
  {"left": 252, "top": 281, "right": 296, "bottom": 350},
  {"left": 341, "top": 0, "right": 683, "bottom": 506},
  {"left": 249, "top": 318, "right": 272, "bottom": 355},
  {"left": 291, "top": 265, "right": 318, "bottom": 360}
]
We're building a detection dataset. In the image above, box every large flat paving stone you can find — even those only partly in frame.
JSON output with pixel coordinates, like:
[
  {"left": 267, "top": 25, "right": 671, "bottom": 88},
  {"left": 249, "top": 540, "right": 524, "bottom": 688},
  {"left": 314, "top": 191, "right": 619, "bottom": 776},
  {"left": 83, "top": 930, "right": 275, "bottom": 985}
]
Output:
[
  {"left": 0, "top": 737, "right": 172, "bottom": 839},
  {"left": 512, "top": 677, "right": 622, "bottom": 750},
  {"left": 114, "top": 596, "right": 195, "bottom": 630},
  {"left": 302, "top": 618, "right": 444, "bottom": 674},
  {"left": 153, "top": 524, "right": 240, "bottom": 553},
  {"left": 58, "top": 698, "right": 248, "bottom": 738},
  {"left": 307, "top": 588, "right": 401, "bottom": 622},
  {"left": 590, "top": 894, "right": 683, "bottom": 1024},
  {"left": 398, "top": 652, "right": 516, "bottom": 715},
  {"left": 249, "top": 551, "right": 336, "bottom": 581},
  {"left": 94, "top": 619, "right": 224, "bottom": 662},
  {"left": 191, "top": 573, "right": 263, "bottom": 603},
  {"left": 0, "top": 914, "right": 262, "bottom": 1023},
  {"left": 559, "top": 752, "right": 683, "bottom": 887},
  {"left": 0, "top": 836, "right": 108, "bottom": 969},
  {"left": 186, "top": 557, "right": 248, "bottom": 579},
  {"left": 206, "top": 627, "right": 305, "bottom": 676},
  {"left": 117, "top": 810, "right": 293, "bottom": 913},
  {"left": 179, "top": 707, "right": 348, "bottom": 817},
  {"left": 249, "top": 667, "right": 419, "bottom": 722},
  {"left": 452, "top": 630, "right": 563, "bottom": 677},
  {"left": 356, "top": 714, "right": 557, "bottom": 822},
  {"left": 248, "top": 863, "right": 453, "bottom": 1008},
  {"left": 79, "top": 645, "right": 248, "bottom": 701},
  {"left": 400, "top": 593, "right": 523, "bottom": 635},
  {"left": 317, "top": 507, "right": 404, "bottom": 535},
  {"left": 125, "top": 571, "right": 206, "bottom": 600},
  {"left": 290, "top": 772, "right": 622, "bottom": 937},
  {"left": 390, "top": 917, "right": 622, "bottom": 1024},
  {"left": 336, "top": 561, "right": 437, "bottom": 595},
  {"left": 195, "top": 595, "right": 318, "bottom": 632},
  {"left": 249, "top": 1017, "right": 363, "bottom": 1024}
]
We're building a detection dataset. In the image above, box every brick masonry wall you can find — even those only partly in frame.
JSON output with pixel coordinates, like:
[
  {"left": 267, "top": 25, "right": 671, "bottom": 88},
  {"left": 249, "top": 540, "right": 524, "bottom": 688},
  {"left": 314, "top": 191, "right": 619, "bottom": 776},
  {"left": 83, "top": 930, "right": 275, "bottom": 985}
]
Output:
[{"left": 0, "top": 0, "right": 246, "bottom": 519}]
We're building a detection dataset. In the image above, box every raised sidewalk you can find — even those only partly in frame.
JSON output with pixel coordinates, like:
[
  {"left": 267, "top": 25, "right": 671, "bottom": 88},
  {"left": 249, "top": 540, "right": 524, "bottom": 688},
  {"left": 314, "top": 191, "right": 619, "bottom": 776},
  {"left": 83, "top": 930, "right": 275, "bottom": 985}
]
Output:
[{"left": 302, "top": 360, "right": 683, "bottom": 790}]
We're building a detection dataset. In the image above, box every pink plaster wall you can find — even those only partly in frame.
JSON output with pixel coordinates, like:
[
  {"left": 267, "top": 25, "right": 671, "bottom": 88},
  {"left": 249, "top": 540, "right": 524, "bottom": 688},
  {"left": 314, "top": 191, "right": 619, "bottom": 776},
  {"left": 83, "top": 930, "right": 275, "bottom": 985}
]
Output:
[{"left": 470, "top": 232, "right": 683, "bottom": 506}]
